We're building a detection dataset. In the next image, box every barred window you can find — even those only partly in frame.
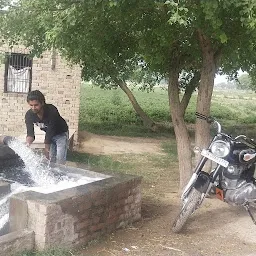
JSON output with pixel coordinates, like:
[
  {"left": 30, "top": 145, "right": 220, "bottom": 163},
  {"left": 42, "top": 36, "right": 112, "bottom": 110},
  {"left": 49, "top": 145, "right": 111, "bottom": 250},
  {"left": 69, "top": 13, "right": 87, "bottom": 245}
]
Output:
[{"left": 4, "top": 53, "right": 33, "bottom": 93}]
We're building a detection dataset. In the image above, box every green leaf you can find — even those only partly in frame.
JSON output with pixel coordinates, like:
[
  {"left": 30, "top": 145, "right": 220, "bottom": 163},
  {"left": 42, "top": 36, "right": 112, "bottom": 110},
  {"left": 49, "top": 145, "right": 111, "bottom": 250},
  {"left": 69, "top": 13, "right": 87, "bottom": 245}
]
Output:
[{"left": 219, "top": 33, "right": 228, "bottom": 43}]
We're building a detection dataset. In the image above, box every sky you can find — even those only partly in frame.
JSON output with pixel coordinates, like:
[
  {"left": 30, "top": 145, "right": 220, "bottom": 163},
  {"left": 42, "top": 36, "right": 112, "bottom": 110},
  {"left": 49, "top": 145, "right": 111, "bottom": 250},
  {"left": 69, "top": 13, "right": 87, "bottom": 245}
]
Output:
[
  {"left": 214, "top": 74, "right": 228, "bottom": 84},
  {"left": 214, "top": 70, "right": 247, "bottom": 85}
]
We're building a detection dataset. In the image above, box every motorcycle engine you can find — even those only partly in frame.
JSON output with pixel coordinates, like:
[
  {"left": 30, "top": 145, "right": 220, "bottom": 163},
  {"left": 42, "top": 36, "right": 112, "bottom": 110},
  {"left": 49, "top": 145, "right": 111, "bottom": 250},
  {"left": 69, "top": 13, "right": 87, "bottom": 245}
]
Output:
[
  {"left": 221, "top": 144, "right": 256, "bottom": 190},
  {"left": 221, "top": 165, "right": 246, "bottom": 189},
  {"left": 225, "top": 180, "right": 256, "bottom": 205},
  {"left": 223, "top": 164, "right": 256, "bottom": 205}
]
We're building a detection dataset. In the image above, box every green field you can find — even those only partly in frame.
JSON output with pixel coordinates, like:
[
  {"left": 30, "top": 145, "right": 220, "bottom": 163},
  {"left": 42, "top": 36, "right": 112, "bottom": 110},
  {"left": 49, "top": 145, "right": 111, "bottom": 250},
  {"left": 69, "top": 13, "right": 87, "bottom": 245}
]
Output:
[{"left": 79, "top": 83, "right": 256, "bottom": 137}]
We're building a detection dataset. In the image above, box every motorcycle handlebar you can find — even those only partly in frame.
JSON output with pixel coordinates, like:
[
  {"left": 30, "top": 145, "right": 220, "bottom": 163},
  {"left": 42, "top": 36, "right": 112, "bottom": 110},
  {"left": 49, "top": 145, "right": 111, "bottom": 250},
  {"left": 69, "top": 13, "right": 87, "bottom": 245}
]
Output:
[
  {"left": 195, "top": 112, "right": 214, "bottom": 123},
  {"left": 195, "top": 112, "right": 222, "bottom": 133},
  {"left": 195, "top": 113, "right": 256, "bottom": 148},
  {"left": 236, "top": 136, "right": 256, "bottom": 149}
]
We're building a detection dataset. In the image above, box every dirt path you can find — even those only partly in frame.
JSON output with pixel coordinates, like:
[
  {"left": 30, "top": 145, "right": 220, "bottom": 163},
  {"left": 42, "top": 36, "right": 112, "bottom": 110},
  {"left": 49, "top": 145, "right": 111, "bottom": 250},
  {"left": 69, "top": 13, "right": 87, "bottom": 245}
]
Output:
[
  {"left": 78, "top": 131, "right": 165, "bottom": 155},
  {"left": 82, "top": 199, "right": 256, "bottom": 256},
  {"left": 78, "top": 133, "right": 256, "bottom": 256}
]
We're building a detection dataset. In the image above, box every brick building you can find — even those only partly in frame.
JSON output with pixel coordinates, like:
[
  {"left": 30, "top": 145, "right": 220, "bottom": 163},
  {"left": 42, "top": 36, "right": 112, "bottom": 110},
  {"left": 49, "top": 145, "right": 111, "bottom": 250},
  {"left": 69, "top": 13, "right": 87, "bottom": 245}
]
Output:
[{"left": 0, "top": 46, "right": 81, "bottom": 145}]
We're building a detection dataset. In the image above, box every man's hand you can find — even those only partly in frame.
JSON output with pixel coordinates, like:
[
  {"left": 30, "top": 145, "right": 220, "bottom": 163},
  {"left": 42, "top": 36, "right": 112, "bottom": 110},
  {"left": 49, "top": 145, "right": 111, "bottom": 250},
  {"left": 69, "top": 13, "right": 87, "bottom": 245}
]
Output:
[
  {"left": 44, "top": 144, "right": 50, "bottom": 160},
  {"left": 26, "top": 136, "right": 34, "bottom": 147},
  {"left": 44, "top": 149, "right": 50, "bottom": 160}
]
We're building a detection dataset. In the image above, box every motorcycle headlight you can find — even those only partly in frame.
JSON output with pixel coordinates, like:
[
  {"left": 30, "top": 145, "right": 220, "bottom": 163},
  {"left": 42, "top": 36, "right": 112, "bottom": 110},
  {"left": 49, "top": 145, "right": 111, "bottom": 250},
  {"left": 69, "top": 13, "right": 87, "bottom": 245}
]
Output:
[{"left": 211, "top": 140, "right": 230, "bottom": 158}]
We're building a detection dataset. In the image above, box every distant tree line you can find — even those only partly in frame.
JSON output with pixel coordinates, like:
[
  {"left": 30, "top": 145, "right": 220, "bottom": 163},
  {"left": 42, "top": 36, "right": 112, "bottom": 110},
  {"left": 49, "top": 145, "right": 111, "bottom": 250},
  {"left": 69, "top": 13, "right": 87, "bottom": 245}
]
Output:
[{"left": 215, "top": 74, "right": 256, "bottom": 91}]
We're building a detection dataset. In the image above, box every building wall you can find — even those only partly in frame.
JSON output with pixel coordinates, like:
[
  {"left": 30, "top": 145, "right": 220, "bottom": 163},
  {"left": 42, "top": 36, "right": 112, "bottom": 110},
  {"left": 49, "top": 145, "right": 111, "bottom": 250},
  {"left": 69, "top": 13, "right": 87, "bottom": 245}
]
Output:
[{"left": 0, "top": 46, "right": 81, "bottom": 143}]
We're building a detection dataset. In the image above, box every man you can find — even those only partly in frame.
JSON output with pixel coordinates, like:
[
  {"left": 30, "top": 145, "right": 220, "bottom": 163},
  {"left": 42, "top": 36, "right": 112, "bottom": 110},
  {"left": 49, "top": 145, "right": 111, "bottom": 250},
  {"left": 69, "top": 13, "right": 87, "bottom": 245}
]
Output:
[{"left": 25, "top": 90, "right": 69, "bottom": 164}]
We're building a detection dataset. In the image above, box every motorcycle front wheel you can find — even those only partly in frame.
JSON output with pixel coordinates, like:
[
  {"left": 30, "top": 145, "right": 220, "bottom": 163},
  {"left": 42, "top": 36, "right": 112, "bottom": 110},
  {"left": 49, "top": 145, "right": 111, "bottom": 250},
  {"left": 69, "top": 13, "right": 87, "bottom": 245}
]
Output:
[{"left": 172, "top": 187, "right": 202, "bottom": 233}]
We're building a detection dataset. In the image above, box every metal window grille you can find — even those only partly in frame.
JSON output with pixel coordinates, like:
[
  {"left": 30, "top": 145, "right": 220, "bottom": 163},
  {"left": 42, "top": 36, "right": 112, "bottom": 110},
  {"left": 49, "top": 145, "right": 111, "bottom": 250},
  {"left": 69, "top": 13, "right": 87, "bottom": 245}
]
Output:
[{"left": 4, "top": 53, "right": 33, "bottom": 93}]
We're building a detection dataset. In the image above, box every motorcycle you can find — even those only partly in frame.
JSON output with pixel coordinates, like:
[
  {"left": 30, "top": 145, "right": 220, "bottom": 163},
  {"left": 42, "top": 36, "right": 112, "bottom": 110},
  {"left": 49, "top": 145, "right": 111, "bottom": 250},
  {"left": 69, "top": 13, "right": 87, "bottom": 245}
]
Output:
[{"left": 172, "top": 112, "right": 256, "bottom": 233}]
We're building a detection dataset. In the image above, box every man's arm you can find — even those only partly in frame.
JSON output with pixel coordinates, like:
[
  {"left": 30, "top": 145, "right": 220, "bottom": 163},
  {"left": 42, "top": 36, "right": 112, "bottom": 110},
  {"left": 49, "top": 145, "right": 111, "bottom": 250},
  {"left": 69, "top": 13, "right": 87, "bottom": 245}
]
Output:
[
  {"left": 44, "top": 143, "right": 50, "bottom": 160},
  {"left": 26, "top": 136, "right": 34, "bottom": 146},
  {"left": 25, "top": 111, "right": 35, "bottom": 146}
]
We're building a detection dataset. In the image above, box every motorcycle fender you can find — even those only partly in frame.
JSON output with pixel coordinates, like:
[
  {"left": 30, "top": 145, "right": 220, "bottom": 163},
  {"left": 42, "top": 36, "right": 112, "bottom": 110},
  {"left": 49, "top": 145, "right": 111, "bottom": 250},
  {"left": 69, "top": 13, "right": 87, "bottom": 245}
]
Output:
[{"left": 194, "top": 172, "right": 211, "bottom": 193}]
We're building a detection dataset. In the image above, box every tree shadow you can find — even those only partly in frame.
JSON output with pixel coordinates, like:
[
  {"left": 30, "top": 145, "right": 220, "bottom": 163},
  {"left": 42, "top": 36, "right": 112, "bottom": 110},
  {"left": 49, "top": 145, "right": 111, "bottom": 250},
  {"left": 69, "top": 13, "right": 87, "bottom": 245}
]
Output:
[{"left": 176, "top": 201, "right": 251, "bottom": 235}]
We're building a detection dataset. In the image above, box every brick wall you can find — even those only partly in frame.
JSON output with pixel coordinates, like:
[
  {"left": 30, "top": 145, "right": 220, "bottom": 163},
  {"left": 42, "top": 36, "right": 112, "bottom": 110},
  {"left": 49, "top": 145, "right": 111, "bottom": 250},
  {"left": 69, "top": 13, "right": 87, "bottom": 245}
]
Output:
[
  {"left": 0, "top": 46, "right": 81, "bottom": 144},
  {"left": 9, "top": 172, "right": 142, "bottom": 250}
]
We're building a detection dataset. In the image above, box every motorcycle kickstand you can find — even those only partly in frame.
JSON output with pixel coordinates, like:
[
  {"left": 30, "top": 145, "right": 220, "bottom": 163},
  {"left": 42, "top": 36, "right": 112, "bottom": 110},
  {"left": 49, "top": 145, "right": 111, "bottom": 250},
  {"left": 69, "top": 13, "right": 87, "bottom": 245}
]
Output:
[{"left": 243, "top": 203, "right": 256, "bottom": 225}]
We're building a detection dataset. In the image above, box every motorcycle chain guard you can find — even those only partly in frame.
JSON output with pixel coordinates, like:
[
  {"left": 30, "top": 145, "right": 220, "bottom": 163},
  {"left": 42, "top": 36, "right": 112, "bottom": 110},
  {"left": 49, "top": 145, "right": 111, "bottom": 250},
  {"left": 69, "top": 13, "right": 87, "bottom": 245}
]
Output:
[{"left": 194, "top": 172, "right": 211, "bottom": 193}]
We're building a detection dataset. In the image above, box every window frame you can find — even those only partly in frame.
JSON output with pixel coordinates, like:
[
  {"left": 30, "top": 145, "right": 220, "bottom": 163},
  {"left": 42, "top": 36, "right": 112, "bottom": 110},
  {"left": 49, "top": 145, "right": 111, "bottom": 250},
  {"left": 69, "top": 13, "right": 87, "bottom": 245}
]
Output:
[{"left": 4, "top": 52, "right": 33, "bottom": 93}]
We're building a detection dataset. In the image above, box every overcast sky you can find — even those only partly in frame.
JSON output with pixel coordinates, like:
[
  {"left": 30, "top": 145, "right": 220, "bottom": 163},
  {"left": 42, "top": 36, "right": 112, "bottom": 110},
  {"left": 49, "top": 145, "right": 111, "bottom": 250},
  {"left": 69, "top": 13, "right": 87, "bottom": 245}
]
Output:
[
  {"left": 214, "top": 70, "right": 247, "bottom": 85},
  {"left": 214, "top": 74, "right": 228, "bottom": 84}
]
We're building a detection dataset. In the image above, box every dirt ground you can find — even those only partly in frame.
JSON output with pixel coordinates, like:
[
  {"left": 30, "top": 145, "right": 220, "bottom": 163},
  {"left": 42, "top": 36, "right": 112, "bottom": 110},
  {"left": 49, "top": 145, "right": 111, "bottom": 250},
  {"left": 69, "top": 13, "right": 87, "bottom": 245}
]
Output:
[
  {"left": 78, "top": 131, "right": 165, "bottom": 155},
  {"left": 78, "top": 132, "right": 256, "bottom": 256}
]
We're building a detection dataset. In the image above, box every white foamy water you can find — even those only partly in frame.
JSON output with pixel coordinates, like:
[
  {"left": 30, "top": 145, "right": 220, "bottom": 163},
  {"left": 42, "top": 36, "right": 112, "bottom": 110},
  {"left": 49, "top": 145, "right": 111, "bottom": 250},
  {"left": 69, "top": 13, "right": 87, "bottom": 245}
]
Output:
[
  {"left": 0, "top": 214, "right": 9, "bottom": 230},
  {"left": 0, "top": 138, "right": 105, "bottom": 233},
  {"left": 30, "top": 176, "right": 103, "bottom": 194},
  {"left": 0, "top": 184, "right": 28, "bottom": 232},
  {"left": 7, "top": 139, "right": 56, "bottom": 187},
  {"left": 6, "top": 138, "right": 104, "bottom": 190}
]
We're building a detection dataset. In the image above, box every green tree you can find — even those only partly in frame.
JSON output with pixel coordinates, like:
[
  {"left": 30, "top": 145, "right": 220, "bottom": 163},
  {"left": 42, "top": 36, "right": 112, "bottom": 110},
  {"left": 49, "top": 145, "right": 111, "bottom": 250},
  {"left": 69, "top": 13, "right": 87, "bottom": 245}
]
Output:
[
  {"left": 1, "top": 0, "right": 161, "bottom": 131},
  {"left": 2, "top": 0, "right": 256, "bottom": 189},
  {"left": 120, "top": 0, "right": 256, "bottom": 188},
  {"left": 236, "top": 73, "right": 256, "bottom": 91}
]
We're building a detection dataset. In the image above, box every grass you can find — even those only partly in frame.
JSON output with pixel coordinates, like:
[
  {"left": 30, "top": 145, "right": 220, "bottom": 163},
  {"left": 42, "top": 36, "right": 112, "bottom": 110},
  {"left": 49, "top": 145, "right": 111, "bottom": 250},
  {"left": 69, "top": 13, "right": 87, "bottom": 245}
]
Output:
[
  {"left": 16, "top": 248, "right": 76, "bottom": 256},
  {"left": 67, "top": 139, "right": 178, "bottom": 183},
  {"left": 79, "top": 84, "right": 256, "bottom": 137},
  {"left": 79, "top": 83, "right": 171, "bottom": 137},
  {"left": 67, "top": 150, "right": 136, "bottom": 174}
]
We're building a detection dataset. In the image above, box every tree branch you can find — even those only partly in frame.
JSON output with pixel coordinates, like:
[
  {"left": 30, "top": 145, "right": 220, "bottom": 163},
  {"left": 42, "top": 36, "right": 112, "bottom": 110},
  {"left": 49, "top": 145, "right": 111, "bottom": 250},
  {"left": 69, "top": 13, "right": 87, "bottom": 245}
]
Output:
[
  {"left": 180, "top": 71, "right": 200, "bottom": 116},
  {"left": 214, "top": 47, "right": 222, "bottom": 68},
  {"left": 112, "top": 76, "right": 157, "bottom": 131}
]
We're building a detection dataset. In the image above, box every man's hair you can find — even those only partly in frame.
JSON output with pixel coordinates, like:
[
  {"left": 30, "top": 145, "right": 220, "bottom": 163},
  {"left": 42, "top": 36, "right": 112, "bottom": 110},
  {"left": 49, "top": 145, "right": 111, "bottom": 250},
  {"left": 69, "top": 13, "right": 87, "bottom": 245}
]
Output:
[{"left": 27, "top": 90, "right": 46, "bottom": 104}]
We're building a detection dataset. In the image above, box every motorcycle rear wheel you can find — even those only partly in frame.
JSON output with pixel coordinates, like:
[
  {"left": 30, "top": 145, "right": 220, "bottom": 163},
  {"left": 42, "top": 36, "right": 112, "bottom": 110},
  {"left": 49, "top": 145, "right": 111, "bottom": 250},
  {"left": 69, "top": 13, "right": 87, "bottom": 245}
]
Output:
[{"left": 172, "top": 187, "right": 202, "bottom": 233}]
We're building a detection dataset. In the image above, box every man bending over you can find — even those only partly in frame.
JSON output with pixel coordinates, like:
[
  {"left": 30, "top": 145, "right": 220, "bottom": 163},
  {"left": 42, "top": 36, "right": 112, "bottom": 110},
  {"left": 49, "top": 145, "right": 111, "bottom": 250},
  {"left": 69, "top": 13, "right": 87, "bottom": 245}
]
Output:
[{"left": 25, "top": 90, "right": 69, "bottom": 164}]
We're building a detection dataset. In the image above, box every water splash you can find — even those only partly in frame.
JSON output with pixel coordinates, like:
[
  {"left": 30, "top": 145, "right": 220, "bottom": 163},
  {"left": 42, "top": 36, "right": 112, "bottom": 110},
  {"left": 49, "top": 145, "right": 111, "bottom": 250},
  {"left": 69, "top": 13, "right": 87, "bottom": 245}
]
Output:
[
  {"left": 0, "top": 138, "right": 105, "bottom": 234},
  {"left": 7, "top": 138, "right": 104, "bottom": 190},
  {"left": 7, "top": 139, "right": 56, "bottom": 187},
  {"left": 0, "top": 214, "right": 9, "bottom": 231},
  {"left": 0, "top": 183, "right": 28, "bottom": 234}
]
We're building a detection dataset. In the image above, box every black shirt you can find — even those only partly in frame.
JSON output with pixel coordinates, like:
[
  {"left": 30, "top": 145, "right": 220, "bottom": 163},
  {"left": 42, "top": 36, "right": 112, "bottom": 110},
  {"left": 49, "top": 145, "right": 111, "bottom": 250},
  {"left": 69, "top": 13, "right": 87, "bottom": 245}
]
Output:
[{"left": 25, "top": 104, "right": 68, "bottom": 144}]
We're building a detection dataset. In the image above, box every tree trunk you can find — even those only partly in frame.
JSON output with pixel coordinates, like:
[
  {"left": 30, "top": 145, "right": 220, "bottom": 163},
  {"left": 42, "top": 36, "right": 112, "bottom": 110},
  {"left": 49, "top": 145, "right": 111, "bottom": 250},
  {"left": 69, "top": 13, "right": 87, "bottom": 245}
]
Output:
[
  {"left": 168, "top": 66, "right": 193, "bottom": 190},
  {"left": 115, "top": 79, "right": 158, "bottom": 131},
  {"left": 195, "top": 31, "right": 216, "bottom": 151}
]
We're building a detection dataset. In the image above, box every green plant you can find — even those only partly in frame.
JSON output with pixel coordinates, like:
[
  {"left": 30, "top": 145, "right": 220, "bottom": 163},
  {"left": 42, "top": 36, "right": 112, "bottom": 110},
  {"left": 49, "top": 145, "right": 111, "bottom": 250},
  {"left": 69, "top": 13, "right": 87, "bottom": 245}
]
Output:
[
  {"left": 67, "top": 151, "right": 135, "bottom": 173},
  {"left": 111, "top": 90, "right": 122, "bottom": 106},
  {"left": 15, "top": 248, "right": 75, "bottom": 256},
  {"left": 79, "top": 85, "right": 256, "bottom": 137}
]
